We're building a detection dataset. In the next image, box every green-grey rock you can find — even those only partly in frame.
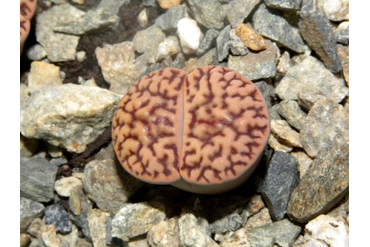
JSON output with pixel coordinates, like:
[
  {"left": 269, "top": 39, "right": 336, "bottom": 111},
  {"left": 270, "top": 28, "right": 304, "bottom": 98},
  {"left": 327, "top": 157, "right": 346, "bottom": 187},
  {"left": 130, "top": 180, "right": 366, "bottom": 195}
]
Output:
[
  {"left": 287, "top": 143, "right": 349, "bottom": 223},
  {"left": 278, "top": 100, "right": 307, "bottom": 131},
  {"left": 187, "top": 0, "right": 225, "bottom": 29}
]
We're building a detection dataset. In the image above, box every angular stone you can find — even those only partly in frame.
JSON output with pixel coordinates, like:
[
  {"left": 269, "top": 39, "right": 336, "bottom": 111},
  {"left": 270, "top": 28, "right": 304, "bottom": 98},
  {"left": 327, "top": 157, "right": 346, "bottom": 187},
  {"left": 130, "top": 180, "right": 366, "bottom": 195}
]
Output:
[
  {"left": 40, "top": 224, "right": 64, "bottom": 247},
  {"left": 228, "top": 39, "right": 278, "bottom": 81},
  {"left": 197, "top": 29, "right": 219, "bottom": 56},
  {"left": 82, "top": 159, "right": 144, "bottom": 215},
  {"left": 278, "top": 100, "right": 307, "bottom": 131},
  {"left": 297, "top": 86, "right": 327, "bottom": 112},
  {"left": 255, "top": 81, "right": 275, "bottom": 109},
  {"left": 187, "top": 0, "right": 225, "bottom": 29},
  {"left": 44, "top": 204, "right": 73, "bottom": 234},
  {"left": 26, "top": 44, "right": 47, "bottom": 61},
  {"left": 287, "top": 144, "right": 349, "bottom": 223},
  {"left": 235, "top": 23, "right": 266, "bottom": 51},
  {"left": 111, "top": 203, "right": 166, "bottom": 242},
  {"left": 219, "top": 228, "right": 249, "bottom": 247},
  {"left": 88, "top": 209, "right": 111, "bottom": 247},
  {"left": 133, "top": 25, "right": 166, "bottom": 54},
  {"left": 20, "top": 157, "right": 58, "bottom": 202},
  {"left": 270, "top": 120, "right": 302, "bottom": 148},
  {"left": 316, "top": 0, "right": 349, "bottom": 21},
  {"left": 156, "top": 36, "right": 181, "bottom": 60},
  {"left": 335, "top": 21, "right": 349, "bottom": 45},
  {"left": 20, "top": 197, "right": 45, "bottom": 232},
  {"left": 147, "top": 218, "right": 180, "bottom": 247},
  {"left": 75, "top": 214, "right": 92, "bottom": 243},
  {"left": 264, "top": 0, "right": 301, "bottom": 10},
  {"left": 268, "top": 134, "right": 293, "bottom": 153},
  {"left": 216, "top": 25, "right": 231, "bottom": 62},
  {"left": 244, "top": 207, "right": 272, "bottom": 231},
  {"left": 248, "top": 219, "right": 301, "bottom": 246},
  {"left": 95, "top": 41, "right": 141, "bottom": 95},
  {"left": 291, "top": 150, "right": 313, "bottom": 178},
  {"left": 252, "top": 3, "right": 307, "bottom": 53},
  {"left": 54, "top": 176, "right": 82, "bottom": 197},
  {"left": 299, "top": 1, "right": 342, "bottom": 73},
  {"left": 177, "top": 18, "right": 203, "bottom": 55},
  {"left": 36, "top": 3, "right": 83, "bottom": 62},
  {"left": 337, "top": 44, "right": 349, "bottom": 85},
  {"left": 155, "top": 5, "right": 185, "bottom": 31},
  {"left": 275, "top": 56, "right": 348, "bottom": 102},
  {"left": 300, "top": 99, "right": 349, "bottom": 157},
  {"left": 20, "top": 84, "right": 121, "bottom": 153},
  {"left": 224, "top": 0, "right": 260, "bottom": 28},
  {"left": 229, "top": 29, "right": 249, "bottom": 56},
  {"left": 261, "top": 152, "right": 300, "bottom": 220}
]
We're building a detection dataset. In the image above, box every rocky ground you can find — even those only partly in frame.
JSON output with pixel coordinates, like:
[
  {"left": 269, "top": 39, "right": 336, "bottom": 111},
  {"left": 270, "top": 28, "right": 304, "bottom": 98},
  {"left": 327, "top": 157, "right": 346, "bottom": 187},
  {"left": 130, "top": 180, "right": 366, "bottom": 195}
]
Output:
[{"left": 20, "top": 0, "right": 349, "bottom": 246}]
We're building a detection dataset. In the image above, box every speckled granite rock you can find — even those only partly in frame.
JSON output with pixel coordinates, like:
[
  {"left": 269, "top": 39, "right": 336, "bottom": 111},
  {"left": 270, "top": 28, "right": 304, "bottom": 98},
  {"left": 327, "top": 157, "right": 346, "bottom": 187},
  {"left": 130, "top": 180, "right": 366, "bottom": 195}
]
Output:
[
  {"left": 27, "top": 61, "right": 62, "bottom": 94},
  {"left": 44, "top": 204, "right": 73, "bottom": 234},
  {"left": 88, "top": 209, "right": 111, "bottom": 247},
  {"left": 20, "top": 197, "right": 45, "bottom": 232},
  {"left": 216, "top": 25, "right": 231, "bottom": 62},
  {"left": 147, "top": 218, "right": 180, "bottom": 247}
]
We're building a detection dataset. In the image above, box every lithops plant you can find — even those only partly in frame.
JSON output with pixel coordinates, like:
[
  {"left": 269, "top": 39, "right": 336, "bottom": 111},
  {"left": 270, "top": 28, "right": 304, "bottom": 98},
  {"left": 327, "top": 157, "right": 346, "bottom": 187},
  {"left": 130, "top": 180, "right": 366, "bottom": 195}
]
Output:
[
  {"left": 112, "top": 66, "right": 270, "bottom": 194},
  {"left": 20, "top": 0, "right": 37, "bottom": 53}
]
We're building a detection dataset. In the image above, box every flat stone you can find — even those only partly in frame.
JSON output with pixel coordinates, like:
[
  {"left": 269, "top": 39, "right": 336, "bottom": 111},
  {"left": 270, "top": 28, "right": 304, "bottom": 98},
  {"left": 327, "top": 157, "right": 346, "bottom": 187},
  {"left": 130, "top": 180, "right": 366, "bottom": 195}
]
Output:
[
  {"left": 95, "top": 41, "right": 142, "bottom": 95},
  {"left": 224, "top": 0, "right": 260, "bottom": 28},
  {"left": 44, "top": 204, "right": 73, "bottom": 234},
  {"left": 228, "top": 39, "right": 278, "bottom": 81},
  {"left": 275, "top": 56, "right": 348, "bottom": 102},
  {"left": 82, "top": 159, "right": 144, "bottom": 215},
  {"left": 337, "top": 44, "right": 349, "bottom": 86},
  {"left": 335, "top": 21, "right": 349, "bottom": 45},
  {"left": 300, "top": 99, "right": 349, "bottom": 158},
  {"left": 177, "top": 18, "right": 203, "bottom": 55},
  {"left": 75, "top": 238, "right": 93, "bottom": 247},
  {"left": 20, "top": 156, "right": 58, "bottom": 202},
  {"left": 20, "top": 84, "right": 121, "bottom": 153},
  {"left": 248, "top": 219, "right": 301, "bottom": 247},
  {"left": 278, "top": 100, "right": 307, "bottom": 131},
  {"left": 261, "top": 152, "right": 300, "bottom": 220},
  {"left": 88, "top": 209, "right": 111, "bottom": 247},
  {"left": 268, "top": 134, "right": 293, "bottom": 153},
  {"left": 264, "top": 0, "right": 301, "bottom": 10},
  {"left": 40, "top": 224, "right": 64, "bottom": 247},
  {"left": 54, "top": 176, "right": 82, "bottom": 197},
  {"left": 229, "top": 29, "right": 249, "bottom": 56},
  {"left": 287, "top": 143, "right": 349, "bottom": 223},
  {"left": 216, "top": 25, "right": 231, "bottom": 62},
  {"left": 270, "top": 120, "right": 302, "bottom": 148},
  {"left": 299, "top": 1, "right": 342, "bottom": 73},
  {"left": 244, "top": 207, "right": 272, "bottom": 231},
  {"left": 36, "top": 3, "right": 83, "bottom": 62},
  {"left": 187, "top": 0, "right": 225, "bottom": 29},
  {"left": 235, "top": 23, "right": 266, "bottom": 51},
  {"left": 155, "top": 5, "right": 185, "bottom": 31},
  {"left": 147, "top": 218, "right": 180, "bottom": 247},
  {"left": 290, "top": 150, "right": 313, "bottom": 178},
  {"left": 20, "top": 197, "right": 45, "bottom": 232},
  {"left": 111, "top": 203, "right": 166, "bottom": 242},
  {"left": 316, "top": 0, "right": 349, "bottom": 21},
  {"left": 197, "top": 29, "right": 219, "bottom": 56},
  {"left": 27, "top": 61, "right": 62, "bottom": 94},
  {"left": 252, "top": 3, "right": 307, "bottom": 53}
]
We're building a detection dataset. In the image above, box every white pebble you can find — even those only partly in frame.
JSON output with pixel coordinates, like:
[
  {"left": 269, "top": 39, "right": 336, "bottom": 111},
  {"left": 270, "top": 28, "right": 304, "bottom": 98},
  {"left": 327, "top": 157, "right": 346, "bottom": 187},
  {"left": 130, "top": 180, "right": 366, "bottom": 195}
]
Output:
[
  {"left": 177, "top": 18, "right": 203, "bottom": 55},
  {"left": 54, "top": 176, "right": 82, "bottom": 197},
  {"left": 137, "top": 8, "right": 148, "bottom": 28},
  {"left": 76, "top": 51, "right": 86, "bottom": 62}
]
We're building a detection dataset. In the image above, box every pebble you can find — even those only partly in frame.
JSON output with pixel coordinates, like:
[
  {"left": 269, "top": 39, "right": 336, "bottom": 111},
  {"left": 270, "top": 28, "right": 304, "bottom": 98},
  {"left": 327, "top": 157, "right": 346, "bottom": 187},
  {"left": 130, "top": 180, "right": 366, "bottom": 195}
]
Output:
[
  {"left": 75, "top": 238, "right": 93, "bottom": 247},
  {"left": 300, "top": 99, "right": 349, "bottom": 158},
  {"left": 335, "top": 21, "right": 349, "bottom": 45},
  {"left": 36, "top": 3, "right": 83, "bottom": 62},
  {"left": 216, "top": 25, "right": 232, "bottom": 62},
  {"left": 20, "top": 135, "right": 38, "bottom": 158},
  {"left": 187, "top": 0, "right": 225, "bottom": 29},
  {"left": 235, "top": 23, "right": 266, "bottom": 51},
  {"left": 147, "top": 218, "right": 180, "bottom": 247},
  {"left": 95, "top": 41, "right": 141, "bottom": 95},
  {"left": 20, "top": 156, "right": 58, "bottom": 202},
  {"left": 20, "top": 84, "right": 122, "bottom": 153},
  {"left": 157, "top": 0, "right": 181, "bottom": 9},
  {"left": 275, "top": 56, "right": 348, "bottom": 102},
  {"left": 111, "top": 203, "right": 166, "bottom": 242},
  {"left": 287, "top": 143, "right": 349, "bottom": 223},
  {"left": 316, "top": 0, "right": 349, "bottom": 21},
  {"left": 229, "top": 29, "right": 249, "bottom": 56},
  {"left": 228, "top": 39, "right": 279, "bottom": 81},
  {"left": 76, "top": 51, "right": 86, "bottom": 62},
  {"left": 20, "top": 233, "right": 30, "bottom": 247},
  {"left": 297, "top": 86, "right": 327, "bottom": 112},
  {"left": 278, "top": 100, "right": 307, "bottom": 131},
  {"left": 252, "top": 3, "right": 307, "bottom": 53},
  {"left": 156, "top": 36, "right": 181, "bottom": 60},
  {"left": 155, "top": 5, "right": 185, "bottom": 31},
  {"left": 26, "top": 44, "right": 47, "bottom": 61},
  {"left": 299, "top": 1, "right": 342, "bottom": 73},
  {"left": 137, "top": 8, "right": 148, "bottom": 28},
  {"left": 27, "top": 61, "right": 62, "bottom": 94},
  {"left": 254, "top": 81, "right": 275, "bottom": 109},
  {"left": 54, "top": 176, "right": 82, "bottom": 197},
  {"left": 82, "top": 159, "right": 144, "bottom": 215},
  {"left": 44, "top": 204, "right": 73, "bottom": 234},
  {"left": 197, "top": 29, "right": 220, "bottom": 56},
  {"left": 277, "top": 51, "right": 290, "bottom": 74},
  {"left": 291, "top": 150, "right": 313, "bottom": 178},
  {"left": 88, "top": 209, "right": 111, "bottom": 247},
  {"left": 337, "top": 44, "right": 349, "bottom": 85},
  {"left": 77, "top": 77, "right": 97, "bottom": 87},
  {"left": 219, "top": 228, "right": 249, "bottom": 247},
  {"left": 20, "top": 197, "right": 45, "bottom": 232},
  {"left": 270, "top": 120, "right": 302, "bottom": 148},
  {"left": 265, "top": 0, "right": 301, "bottom": 10},
  {"left": 261, "top": 151, "right": 300, "bottom": 220},
  {"left": 268, "top": 134, "right": 293, "bottom": 153},
  {"left": 75, "top": 214, "right": 92, "bottom": 243},
  {"left": 244, "top": 207, "right": 272, "bottom": 231},
  {"left": 177, "top": 18, "right": 203, "bottom": 55},
  {"left": 224, "top": 0, "right": 260, "bottom": 28},
  {"left": 69, "top": 185, "right": 93, "bottom": 216}
]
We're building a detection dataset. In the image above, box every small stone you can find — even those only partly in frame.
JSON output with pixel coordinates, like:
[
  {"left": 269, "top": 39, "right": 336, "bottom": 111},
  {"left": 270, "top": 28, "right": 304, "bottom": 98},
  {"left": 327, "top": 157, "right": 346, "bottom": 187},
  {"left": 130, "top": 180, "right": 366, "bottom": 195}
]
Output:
[
  {"left": 268, "top": 134, "right": 293, "bottom": 153},
  {"left": 197, "top": 29, "right": 219, "bottom": 56},
  {"left": 157, "top": 0, "right": 181, "bottom": 9},
  {"left": 275, "top": 56, "right": 348, "bottom": 102},
  {"left": 303, "top": 214, "right": 349, "bottom": 246},
  {"left": 177, "top": 18, "right": 203, "bottom": 55},
  {"left": 264, "top": 0, "right": 301, "bottom": 10},
  {"left": 268, "top": 104, "right": 282, "bottom": 120},
  {"left": 337, "top": 44, "right": 349, "bottom": 86},
  {"left": 83, "top": 159, "right": 144, "bottom": 215},
  {"left": 291, "top": 150, "right": 313, "bottom": 178},
  {"left": 252, "top": 3, "right": 307, "bottom": 53},
  {"left": 44, "top": 204, "right": 73, "bottom": 234},
  {"left": 75, "top": 214, "right": 92, "bottom": 243},
  {"left": 20, "top": 135, "right": 38, "bottom": 158},
  {"left": 111, "top": 203, "right": 166, "bottom": 242},
  {"left": 179, "top": 213, "right": 219, "bottom": 247},
  {"left": 45, "top": 142, "right": 64, "bottom": 158},
  {"left": 235, "top": 23, "right": 266, "bottom": 51},
  {"left": 261, "top": 151, "right": 300, "bottom": 220},
  {"left": 297, "top": 87, "right": 327, "bottom": 112},
  {"left": 78, "top": 77, "right": 97, "bottom": 87},
  {"left": 156, "top": 36, "right": 181, "bottom": 60},
  {"left": 335, "top": 21, "right": 349, "bottom": 45},
  {"left": 72, "top": 0, "right": 84, "bottom": 4},
  {"left": 246, "top": 194, "right": 265, "bottom": 215},
  {"left": 20, "top": 84, "right": 121, "bottom": 153},
  {"left": 76, "top": 51, "right": 86, "bottom": 62},
  {"left": 216, "top": 25, "right": 232, "bottom": 62},
  {"left": 26, "top": 44, "right": 47, "bottom": 61},
  {"left": 20, "top": 233, "right": 30, "bottom": 247},
  {"left": 229, "top": 29, "right": 249, "bottom": 56},
  {"left": 27, "top": 61, "right": 62, "bottom": 94},
  {"left": 219, "top": 228, "right": 249, "bottom": 247},
  {"left": 248, "top": 219, "right": 301, "bottom": 246},
  {"left": 20, "top": 156, "right": 58, "bottom": 202},
  {"left": 95, "top": 41, "right": 141, "bottom": 95},
  {"left": 228, "top": 39, "right": 278, "bottom": 81},
  {"left": 138, "top": 8, "right": 148, "bottom": 28},
  {"left": 278, "top": 100, "right": 307, "bottom": 131},
  {"left": 196, "top": 48, "right": 219, "bottom": 68},
  {"left": 75, "top": 238, "right": 93, "bottom": 247},
  {"left": 277, "top": 51, "right": 290, "bottom": 74},
  {"left": 88, "top": 209, "right": 111, "bottom": 247},
  {"left": 271, "top": 120, "right": 302, "bottom": 148},
  {"left": 299, "top": 1, "right": 342, "bottom": 73},
  {"left": 54, "top": 176, "right": 82, "bottom": 197},
  {"left": 224, "top": 0, "right": 260, "bottom": 28},
  {"left": 316, "top": 0, "right": 349, "bottom": 21},
  {"left": 244, "top": 207, "right": 272, "bottom": 231},
  {"left": 293, "top": 235, "right": 327, "bottom": 247},
  {"left": 147, "top": 218, "right": 180, "bottom": 247},
  {"left": 287, "top": 144, "right": 349, "bottom": 223},
  {"left": 40, "top": 224, "right": 63, "bottom": 247},
  {"left": 187, "top": 0, "right": 225, "bottom": 29},
  {"left": 20, "top": 197, "right": 45, "bottom": 232},
  {"left": 300, "top": 99, "right": 349, "bottom": 158},
  {"left": 155, "top": 5, "right": 185, "bottom": 31},
  {"left": 255, "top": 81, "right": 275, "bottom": 109}
]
